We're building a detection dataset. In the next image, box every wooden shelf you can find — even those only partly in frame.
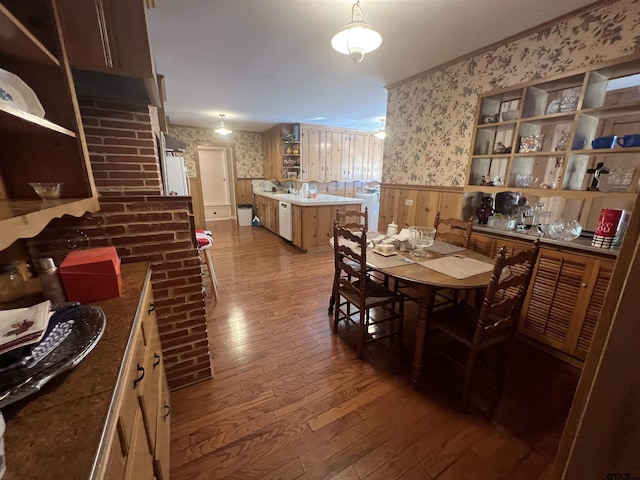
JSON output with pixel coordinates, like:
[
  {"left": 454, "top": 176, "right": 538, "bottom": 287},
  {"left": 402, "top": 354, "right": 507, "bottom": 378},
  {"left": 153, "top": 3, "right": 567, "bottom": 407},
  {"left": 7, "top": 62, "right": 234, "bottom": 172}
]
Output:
[
  {"left": 0, "top": 4, "right": 59, "bottom": 67},
  {"left": 520, "top": 112, "right": 577, "bottom": 125},
  {"left": 463, "top": 185, "right": 637, "bottom": 199},
  {"left": 0, "top": 104, "right": 76, "bottom": 137},
  {"left": 0, "top": 197, "right": 99, "bottom": 250}
]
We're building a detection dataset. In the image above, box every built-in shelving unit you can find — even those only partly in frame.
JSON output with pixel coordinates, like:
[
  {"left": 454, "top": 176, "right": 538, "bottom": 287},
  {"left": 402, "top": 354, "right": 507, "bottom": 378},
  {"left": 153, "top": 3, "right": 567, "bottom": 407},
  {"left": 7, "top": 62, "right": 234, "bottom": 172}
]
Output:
[
  {"left": 465, "top": 54, "right": 640, "bottom": 230},
  {"left": 0, "top": 2, "right": 98, "bottom": 251}
]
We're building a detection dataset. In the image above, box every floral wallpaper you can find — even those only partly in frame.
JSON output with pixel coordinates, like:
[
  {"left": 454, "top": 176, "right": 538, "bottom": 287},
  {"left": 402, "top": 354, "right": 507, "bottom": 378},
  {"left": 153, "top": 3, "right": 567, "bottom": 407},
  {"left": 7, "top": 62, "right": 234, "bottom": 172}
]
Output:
[
  {"left": 167, "top": 124, "right": 263, "bottom": 178},
  {"left": 383, "top": 0, "right": 640, "bottom": 186}
]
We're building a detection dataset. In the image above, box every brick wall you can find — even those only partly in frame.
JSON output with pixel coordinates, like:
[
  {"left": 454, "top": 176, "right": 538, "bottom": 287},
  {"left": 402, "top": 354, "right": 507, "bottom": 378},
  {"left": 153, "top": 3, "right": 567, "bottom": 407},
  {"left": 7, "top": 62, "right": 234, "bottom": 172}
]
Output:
[
  {"left": 28, "top": 99, "right": 213, "bottom": 390},
  {"left": 80, "top": 99, "right": 163, "bottom": 195}
]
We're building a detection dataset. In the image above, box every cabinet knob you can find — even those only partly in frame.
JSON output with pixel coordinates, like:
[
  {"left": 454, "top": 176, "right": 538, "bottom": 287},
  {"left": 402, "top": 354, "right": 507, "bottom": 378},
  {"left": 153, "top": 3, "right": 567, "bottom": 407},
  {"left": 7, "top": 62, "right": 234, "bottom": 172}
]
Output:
[
  {"left": 163, "top": 402, "right": 171, "bottom": 420},
  {"left": 153, "top": 353, "right": 161, "bottom": 369},
  {"left": 133, "top": 363, "right": 145, "bottom": 388},
  {"left": 148, "top": 303, "right": 156, "bottom": 315},
  {"left": 581, "top": 282, "right": 587, "bottom": 288}
]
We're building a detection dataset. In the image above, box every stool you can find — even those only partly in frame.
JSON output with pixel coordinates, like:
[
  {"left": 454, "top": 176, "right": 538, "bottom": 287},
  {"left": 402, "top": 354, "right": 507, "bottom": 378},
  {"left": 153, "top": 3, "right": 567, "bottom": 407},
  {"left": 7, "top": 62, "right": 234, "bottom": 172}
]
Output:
[
  {"left": 196, "top": 229, "right": 218, "bottom": 301},
  {"left": 200, "top": 246, "right": 218, "bottom": 300}
]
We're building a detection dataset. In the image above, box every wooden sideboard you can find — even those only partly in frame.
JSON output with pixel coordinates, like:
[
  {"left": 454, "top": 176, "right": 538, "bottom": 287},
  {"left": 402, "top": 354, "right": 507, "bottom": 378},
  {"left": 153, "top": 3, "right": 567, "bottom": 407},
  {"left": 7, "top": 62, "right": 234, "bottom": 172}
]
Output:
[
  {"left": 3, "top": 262, "right": 170, "bottom": 479},
  {"left": 469, "top": 229, "right": 616, "bottom": 365}
]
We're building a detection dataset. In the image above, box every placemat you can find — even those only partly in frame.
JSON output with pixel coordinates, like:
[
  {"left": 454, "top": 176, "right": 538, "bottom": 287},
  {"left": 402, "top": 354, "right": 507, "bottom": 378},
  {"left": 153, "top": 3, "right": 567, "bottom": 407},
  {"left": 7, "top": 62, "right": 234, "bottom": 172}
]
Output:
[
  {"left": 425, "top": 240, "right": 467, "bottom": 255},
  {"left": 419, "top": 256, "right": 493, "bottom": 279},
  {"left": 367, "top": 249, "right": 413, "bottom": 268}
]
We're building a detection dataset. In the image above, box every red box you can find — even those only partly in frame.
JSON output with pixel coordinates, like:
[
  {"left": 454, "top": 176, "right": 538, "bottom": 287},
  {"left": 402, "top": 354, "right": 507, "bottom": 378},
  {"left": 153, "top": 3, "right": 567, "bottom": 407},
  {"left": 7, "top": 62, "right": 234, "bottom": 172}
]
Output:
[{"left": 59, "top": 247, "right": 122, "bottom": 304}]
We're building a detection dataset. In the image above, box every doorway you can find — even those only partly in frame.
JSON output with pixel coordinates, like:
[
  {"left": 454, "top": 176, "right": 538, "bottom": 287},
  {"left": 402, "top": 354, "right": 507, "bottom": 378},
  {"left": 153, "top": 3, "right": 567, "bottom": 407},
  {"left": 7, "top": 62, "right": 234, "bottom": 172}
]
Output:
[{"left": 195, "top": 145, "right": 237, "bottom": 223}]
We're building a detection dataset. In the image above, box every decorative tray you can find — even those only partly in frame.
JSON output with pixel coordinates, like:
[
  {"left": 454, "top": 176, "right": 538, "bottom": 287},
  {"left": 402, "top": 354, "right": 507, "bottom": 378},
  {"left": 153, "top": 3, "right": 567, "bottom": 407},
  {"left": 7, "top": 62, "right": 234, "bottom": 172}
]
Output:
[{"left": 0, "top": 305, "right": 106, "bottom": 408}]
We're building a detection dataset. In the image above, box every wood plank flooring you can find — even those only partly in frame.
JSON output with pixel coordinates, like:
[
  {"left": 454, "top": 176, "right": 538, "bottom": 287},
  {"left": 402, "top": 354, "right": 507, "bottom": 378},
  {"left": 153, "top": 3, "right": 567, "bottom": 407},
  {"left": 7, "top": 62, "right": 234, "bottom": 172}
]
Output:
[{"left": 169, "top": 220, "right": 580, "bottom": 479}]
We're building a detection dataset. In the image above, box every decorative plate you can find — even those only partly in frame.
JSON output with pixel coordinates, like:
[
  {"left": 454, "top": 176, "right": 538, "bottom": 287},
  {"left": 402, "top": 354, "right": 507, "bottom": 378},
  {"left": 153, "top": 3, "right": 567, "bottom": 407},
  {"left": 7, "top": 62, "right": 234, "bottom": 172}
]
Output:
[
  {"left": 546, "top": 98, "right": 561, "bottom": 115},
  {"left": 519, "top": 134, "right": 544, "bottom": 153},
  {"left": 0, "top": 68, "right": 45, "bottom": 118}
]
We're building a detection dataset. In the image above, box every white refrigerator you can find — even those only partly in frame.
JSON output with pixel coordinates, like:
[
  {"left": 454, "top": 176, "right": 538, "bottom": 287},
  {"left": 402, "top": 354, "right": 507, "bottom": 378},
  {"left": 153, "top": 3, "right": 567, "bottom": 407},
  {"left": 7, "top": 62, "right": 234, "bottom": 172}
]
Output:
[{"left": 165, "top": 155, "right": 189, "bottom": 195}]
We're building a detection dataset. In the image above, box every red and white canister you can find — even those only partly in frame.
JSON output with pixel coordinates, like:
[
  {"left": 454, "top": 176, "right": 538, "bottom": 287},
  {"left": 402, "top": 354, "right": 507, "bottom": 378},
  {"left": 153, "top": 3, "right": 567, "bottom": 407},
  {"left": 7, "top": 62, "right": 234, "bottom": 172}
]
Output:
[{"left": 592, "top": 208, "right": 624, "bottom": 248}]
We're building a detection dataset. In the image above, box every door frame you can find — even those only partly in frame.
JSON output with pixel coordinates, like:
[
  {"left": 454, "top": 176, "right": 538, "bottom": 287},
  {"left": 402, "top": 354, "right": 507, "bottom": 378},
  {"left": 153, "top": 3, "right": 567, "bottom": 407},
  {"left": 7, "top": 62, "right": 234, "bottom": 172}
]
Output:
[{"left": 193, "top": 143, "right": 238, "bottom": 225}]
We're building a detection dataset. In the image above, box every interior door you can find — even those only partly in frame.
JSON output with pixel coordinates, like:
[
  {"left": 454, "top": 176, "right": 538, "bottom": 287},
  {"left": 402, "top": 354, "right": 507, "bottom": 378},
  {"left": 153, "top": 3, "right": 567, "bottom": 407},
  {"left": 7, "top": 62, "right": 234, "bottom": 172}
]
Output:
[{"left": 196, "top": 146, "right": 233, "bottom": 221}]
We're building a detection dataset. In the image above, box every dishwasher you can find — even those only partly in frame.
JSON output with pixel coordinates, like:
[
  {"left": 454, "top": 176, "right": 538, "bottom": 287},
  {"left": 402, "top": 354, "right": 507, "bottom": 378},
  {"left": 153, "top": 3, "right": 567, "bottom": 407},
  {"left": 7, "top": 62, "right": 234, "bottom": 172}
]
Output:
[{"left": 278, "top": 201, "right": 293, "bottom": 241}]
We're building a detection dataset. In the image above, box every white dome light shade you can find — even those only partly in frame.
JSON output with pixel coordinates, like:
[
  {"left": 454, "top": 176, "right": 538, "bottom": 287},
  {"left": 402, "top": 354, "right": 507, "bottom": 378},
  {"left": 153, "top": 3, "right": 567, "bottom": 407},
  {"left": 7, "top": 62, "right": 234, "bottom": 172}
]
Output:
[
  {"left": 331, "top": 22, "right": 382, "bottom": 63},
  {"left": 331, "top": 1, "right": 382, "bottom": 63}
]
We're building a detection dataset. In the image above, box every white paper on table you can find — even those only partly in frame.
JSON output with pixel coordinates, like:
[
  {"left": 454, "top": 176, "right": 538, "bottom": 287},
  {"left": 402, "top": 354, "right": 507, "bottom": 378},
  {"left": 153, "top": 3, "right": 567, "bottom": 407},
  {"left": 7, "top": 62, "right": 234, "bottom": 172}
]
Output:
[
  {"left": 425, "top": 240, "right": 467, "bottom": 255},
  {"left": 419, "top": 256, "right": 494, "bottom": 279}
]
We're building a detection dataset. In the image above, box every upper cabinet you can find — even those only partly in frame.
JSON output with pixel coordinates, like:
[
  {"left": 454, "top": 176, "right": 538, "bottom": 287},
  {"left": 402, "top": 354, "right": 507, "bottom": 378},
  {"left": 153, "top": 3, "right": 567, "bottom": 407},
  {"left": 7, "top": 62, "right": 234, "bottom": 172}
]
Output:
[
  {"left": 466, "top": 54, "right": 640, "bottom": 201},
  {"left": 300, "top": 124, "right": 383, "bottom": 182},
  {"left": 0, "top": 0, "right": 98, "bottom": 251},
  {"left": 55, "top": 0, "right": 161, "bottom": 106}
]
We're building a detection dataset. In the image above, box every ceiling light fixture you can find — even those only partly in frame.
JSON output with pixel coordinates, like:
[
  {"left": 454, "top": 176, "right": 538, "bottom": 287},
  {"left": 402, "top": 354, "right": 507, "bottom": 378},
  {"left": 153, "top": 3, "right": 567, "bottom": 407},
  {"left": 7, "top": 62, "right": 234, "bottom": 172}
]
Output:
[
  {"left": 331, "top": 0, "right": 382, "bottom": 64},
  {"left": 374, "top": 118, "right": 386, "bottom": 139},
  {"left": 214, "top": 114, "right": 232, "bottom": 136}
]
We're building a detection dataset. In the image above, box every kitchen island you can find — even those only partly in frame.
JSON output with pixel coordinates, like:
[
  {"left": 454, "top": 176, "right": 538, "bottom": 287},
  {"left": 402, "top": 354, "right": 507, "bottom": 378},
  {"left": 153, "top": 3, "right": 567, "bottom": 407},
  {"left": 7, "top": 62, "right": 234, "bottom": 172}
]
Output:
[{"left": 254, "top": 192, "right": 363, "bottom": 251}]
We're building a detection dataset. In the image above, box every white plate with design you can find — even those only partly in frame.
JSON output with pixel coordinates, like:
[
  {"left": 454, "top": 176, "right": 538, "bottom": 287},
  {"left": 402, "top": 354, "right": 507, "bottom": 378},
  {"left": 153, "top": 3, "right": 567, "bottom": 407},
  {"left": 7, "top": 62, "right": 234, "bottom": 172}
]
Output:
[{"left": 0, "top": 68, "right": 45, "bottom": 118}]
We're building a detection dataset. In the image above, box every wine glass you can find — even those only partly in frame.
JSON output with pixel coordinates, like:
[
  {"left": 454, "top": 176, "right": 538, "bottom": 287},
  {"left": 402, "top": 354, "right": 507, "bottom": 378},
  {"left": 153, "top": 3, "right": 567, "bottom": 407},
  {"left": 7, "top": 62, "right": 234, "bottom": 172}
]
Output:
[{"left": 408, "top": 226, "right": 436, "bottom": 261}]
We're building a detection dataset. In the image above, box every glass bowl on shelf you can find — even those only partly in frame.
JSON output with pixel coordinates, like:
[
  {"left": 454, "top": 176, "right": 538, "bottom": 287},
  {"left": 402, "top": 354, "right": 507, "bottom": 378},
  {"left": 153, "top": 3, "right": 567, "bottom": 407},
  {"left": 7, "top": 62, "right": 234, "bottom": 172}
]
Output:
[
  {"left": 29, "top": 182, "right": 63, "bottom": 200},
  {"left": 545, "top": 219, "right": 582, "bottom": 241},
  {"left": 515, "top": 174, "right": 538, "bottom": 188},
  {"left": 607, "top": 168, "right": 635, "bottom": 193},
  {"left": 487, "top": 216, "right": 517, "bottom": 231},
  {"left": 501, "top": 110, "right": 518, "bottom": 121}
]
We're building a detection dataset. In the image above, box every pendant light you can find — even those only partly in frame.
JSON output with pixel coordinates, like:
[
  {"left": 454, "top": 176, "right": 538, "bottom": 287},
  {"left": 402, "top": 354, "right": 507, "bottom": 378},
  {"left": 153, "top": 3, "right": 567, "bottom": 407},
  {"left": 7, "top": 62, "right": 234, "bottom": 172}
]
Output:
[
  {"left": 331, "top": 0, "right": 382, "bottom": 63},
  {"left": 214, "top": 114, "right": 232, "bottom": 136},
  {"left": 374, "top": 118, "right": 386, "bottom": 139}
]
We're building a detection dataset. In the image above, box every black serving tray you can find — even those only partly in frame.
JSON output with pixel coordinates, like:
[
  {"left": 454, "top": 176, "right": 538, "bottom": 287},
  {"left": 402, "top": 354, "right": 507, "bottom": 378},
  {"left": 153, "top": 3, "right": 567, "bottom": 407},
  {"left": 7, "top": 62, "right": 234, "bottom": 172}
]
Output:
[{"left": 0, "top": 305, "right": 106, "bottom": 408}]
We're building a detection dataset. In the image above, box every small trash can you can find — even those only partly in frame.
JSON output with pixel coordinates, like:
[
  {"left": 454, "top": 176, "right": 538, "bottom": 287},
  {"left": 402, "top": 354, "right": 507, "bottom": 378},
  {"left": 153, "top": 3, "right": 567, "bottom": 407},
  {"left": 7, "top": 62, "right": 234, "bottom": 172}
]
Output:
[{"left": 237, "top": 204, "right": 253, "bottom": 226}]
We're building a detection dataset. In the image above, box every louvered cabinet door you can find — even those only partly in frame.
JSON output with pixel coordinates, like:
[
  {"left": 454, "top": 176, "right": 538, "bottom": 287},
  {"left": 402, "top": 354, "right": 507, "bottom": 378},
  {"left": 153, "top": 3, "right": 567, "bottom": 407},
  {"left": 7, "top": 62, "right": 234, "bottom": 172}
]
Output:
[
  {"left": 519, "top": 249, "right": 594, "bottom": 353},
  {"left": 469, "top": 233, "right": 494, "bottom": 256},
  {"left": 570, "top": 259, "right": 615, "bottom": 360},
  {"left": 491, "top": 238, "right": 531, "bottom": 258}
]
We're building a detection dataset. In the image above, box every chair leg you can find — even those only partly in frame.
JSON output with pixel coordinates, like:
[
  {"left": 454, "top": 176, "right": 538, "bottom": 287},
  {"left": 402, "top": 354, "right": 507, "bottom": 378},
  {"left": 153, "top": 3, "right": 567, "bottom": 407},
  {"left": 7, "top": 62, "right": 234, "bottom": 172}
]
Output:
[
  {"left": 328, "top": 277, "right": 336, "bottom": 314},
  {"left": 461, "top": 348, "right": 479, "bottom": 410},
  {"left": 203, "top": 248, "right": 219, "bottom": 301},
  {"left": 357, "top": 307, "right": 366, "bottom": 359}
]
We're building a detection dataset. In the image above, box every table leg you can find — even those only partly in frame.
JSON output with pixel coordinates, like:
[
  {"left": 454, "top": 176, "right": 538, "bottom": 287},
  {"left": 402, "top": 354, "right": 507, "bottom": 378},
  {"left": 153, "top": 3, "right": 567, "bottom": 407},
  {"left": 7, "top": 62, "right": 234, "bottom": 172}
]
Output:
[{"left": 411, "top": 284, "right": 435, "bottom": 389}]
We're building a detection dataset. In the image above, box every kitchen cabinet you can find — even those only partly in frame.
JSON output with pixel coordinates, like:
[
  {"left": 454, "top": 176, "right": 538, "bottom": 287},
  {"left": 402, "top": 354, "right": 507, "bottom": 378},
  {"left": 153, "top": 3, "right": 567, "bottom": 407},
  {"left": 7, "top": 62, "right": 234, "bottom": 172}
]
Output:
[
  {"left": 469, "top": 231, "right": 615, "bottom": 363},
  {"left": 0, "top": 1, "right": 99, "bottom": 251},
  {"left": 3, "top": 263, "right": 170, "bottom": 479},
  {"left": 465, "top": 54, "right": 640, "bottom": 227},
  {"left": 300, "top": 124, "right": 383, "bottom": 181},
  {"left": 255, "top": 195, "right": 279, "bottom": 234},
  {"left": 97, "top": 265, "right": 170, "bottom": 479},
  {"left": 262, "top": 125, "right": 282, "bottom": 180},
  {"left": 262, "top": 123, "right": 383, "bottom": 182},
  {"left": 55, "top": 0, "right": 161, "bottom": 105},
  {"left": 519, "top": 248, "right": 614, "bottom": 361}
]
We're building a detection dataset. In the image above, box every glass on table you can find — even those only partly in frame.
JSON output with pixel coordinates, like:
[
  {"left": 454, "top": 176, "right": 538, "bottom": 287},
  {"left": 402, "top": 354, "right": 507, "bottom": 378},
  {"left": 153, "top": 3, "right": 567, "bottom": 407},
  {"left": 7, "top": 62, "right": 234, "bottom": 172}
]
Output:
[{"left": 408, "top": 226, "right": 436, "bottom": 261}]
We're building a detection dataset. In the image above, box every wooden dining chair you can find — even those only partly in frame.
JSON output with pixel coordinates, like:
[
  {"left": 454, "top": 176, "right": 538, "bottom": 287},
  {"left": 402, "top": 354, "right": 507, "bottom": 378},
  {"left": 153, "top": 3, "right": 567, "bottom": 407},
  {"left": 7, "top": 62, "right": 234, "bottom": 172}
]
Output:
[
  {"left": 431, "top": 213, "right": 474, "bottom": 308},
  {"left": 433, "top": 212, "right": 473, "bottom": 248},
  {"left": 328, "top": 207, "right": 368, "bottom": 315},
  {"left": 423, "top": 240, "right": 539, "bottom": 410},
  {"left": 332, "top": 212, "right": 404, "bottom": 359}
]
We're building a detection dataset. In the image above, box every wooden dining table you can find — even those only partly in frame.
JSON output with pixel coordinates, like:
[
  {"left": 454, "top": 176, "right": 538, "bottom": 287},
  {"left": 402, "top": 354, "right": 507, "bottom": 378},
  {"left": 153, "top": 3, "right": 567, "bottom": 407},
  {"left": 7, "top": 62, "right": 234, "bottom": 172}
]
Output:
[{"left": 366, "top": 247, "right": 495, "bottom": 388}]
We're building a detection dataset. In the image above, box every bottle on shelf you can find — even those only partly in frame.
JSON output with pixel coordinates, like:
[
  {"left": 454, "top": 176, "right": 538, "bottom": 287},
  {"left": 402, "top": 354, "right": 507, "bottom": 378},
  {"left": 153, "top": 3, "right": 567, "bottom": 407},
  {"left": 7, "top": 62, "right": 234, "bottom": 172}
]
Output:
[{"left": 38, "top": 258, "right": 66, "bottom": 304}]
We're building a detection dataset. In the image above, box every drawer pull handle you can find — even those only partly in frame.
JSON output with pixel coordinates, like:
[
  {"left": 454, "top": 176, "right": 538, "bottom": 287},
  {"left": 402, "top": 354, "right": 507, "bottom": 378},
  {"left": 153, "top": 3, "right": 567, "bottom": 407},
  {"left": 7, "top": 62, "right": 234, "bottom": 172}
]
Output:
[
  {"left": 148, "top": 303, "right": 156, "bottom": 315},
  {"left": 163, "top": 402, "right": 171, "bottom": 420},
  {"left": 153, "top": 353, "right": 160, "bottom": 369},
  {"left": 133, "top": 364, "right": 145, "bottom": 388}
]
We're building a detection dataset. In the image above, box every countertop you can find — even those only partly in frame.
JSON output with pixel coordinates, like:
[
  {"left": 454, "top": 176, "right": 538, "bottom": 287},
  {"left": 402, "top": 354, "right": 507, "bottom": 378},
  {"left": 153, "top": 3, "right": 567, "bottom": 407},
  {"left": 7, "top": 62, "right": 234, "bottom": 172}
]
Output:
[
  {"left": 254, "top": 191, "right": 364, "bottom": 206},
  {"left": 2, "top": 262, "right": 149, "bottom": 480},
  {"left": 473, "top": 225, "right": 620, "bottom": 257}
]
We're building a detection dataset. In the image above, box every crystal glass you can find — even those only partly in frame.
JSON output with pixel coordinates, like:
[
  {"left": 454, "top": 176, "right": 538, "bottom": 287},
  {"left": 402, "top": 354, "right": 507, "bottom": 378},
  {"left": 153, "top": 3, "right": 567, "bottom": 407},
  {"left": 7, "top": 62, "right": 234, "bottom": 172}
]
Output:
[
  {"left": 607, "top": 168, "right": 635, "bottom": 193},
  {"left": 515, "top": 174, "right": 538, "bottom": 188},
  {"left": 408, "top": 226, "right": 436, "bottom": 260},
  {"left": 29, "top": 182, "right": 63, "bottom": 200}
]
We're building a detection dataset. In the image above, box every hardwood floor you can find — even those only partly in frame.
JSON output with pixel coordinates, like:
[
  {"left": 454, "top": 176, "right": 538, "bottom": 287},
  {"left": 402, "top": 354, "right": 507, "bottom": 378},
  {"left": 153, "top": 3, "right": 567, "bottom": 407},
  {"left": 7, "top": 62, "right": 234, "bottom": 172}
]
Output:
[{"left": 169, "top": 220, "right": 580, "bottom": 479}]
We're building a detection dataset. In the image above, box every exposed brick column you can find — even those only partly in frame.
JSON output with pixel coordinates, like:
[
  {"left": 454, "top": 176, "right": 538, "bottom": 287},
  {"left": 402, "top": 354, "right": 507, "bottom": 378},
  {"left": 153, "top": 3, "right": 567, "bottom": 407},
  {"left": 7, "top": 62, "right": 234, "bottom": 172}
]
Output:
[
  {"left": 26, "top": 97, "right": 214, "bottom": 389},
  {"left": 79, "top": 99, "right": 163, "bottom": 195}
]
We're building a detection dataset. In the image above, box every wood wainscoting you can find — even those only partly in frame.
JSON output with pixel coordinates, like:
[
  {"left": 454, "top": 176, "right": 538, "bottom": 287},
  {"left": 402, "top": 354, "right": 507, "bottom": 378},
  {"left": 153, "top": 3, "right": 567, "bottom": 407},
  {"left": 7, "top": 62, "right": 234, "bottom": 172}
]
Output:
[{"left": 379, "top": 184, "right": 470, "bottom": 230}]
